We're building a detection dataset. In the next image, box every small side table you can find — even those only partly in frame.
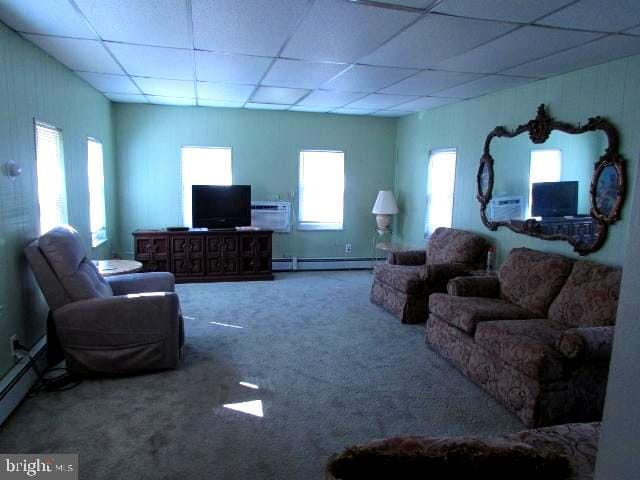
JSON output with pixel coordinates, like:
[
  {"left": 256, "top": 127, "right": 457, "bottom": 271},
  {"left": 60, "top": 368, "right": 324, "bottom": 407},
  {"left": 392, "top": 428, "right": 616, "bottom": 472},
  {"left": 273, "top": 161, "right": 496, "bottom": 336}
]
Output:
[{"left": 93, "top": 259, "right": 143, "bottom": 277}]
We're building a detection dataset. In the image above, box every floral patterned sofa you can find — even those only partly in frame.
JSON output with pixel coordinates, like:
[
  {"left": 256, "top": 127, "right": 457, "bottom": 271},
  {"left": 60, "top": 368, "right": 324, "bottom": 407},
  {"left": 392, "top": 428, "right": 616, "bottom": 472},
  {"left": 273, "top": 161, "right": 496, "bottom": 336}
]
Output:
[
  {"left": 327, "top": 422, "right": 600, "bottom": 480},
  {"left": 370, "top": 227, "right": 488, "bottom": 324},
  {"left": 427, "top": 247, "right": 621, "bottom": 427}
]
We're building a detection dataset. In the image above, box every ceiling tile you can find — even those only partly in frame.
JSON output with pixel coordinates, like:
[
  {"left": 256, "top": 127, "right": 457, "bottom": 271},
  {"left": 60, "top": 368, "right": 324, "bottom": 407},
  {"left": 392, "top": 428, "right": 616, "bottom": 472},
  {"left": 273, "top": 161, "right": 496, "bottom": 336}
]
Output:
[
  {"left": 245, "top": 103, "right": 291, "bottom": 110},
  {"left": 134, "top": 77, "right": 195, "bottom": 98},
  {"left": 332, "top": 108, "right": 376, "bottom": 115},
  {"left": 434, "top": 75, "right": 534, "bottom": 99},
  {"left": 198, "top": 99, "right": 246, "bottom": 108},
  {"left": 195, "top": 51, "right": 272, "bottom": 84},
  {"left": 197, "top": 82, "right": 254, "bottom": 102},
  {"left": 346, "top": 93, "right": 417, "bottom": 109},
  {"left": 389, "top": 96, "right": 460, "bottom": 111},
  {"left": 76, "top": 72, "right": 140, "bottom": 94},
  {"left": 372, "top": 110, "right": 414, "bottom": 117},
  {"left": 504, "top": 35, "right": 640, "bottom": 77},
  {"left": 380, "top": 70, "right": 482, "bottom": 95},
  {"left": 360, "top": 14, "right": 515, "bottom": 68},
  {"left": 323, "top": 65, "right": 418, "bottom": 93},
  {"left": 192, "top": 0, "right": 311, "bottom": 56},
  {"left": 436, "top": 26, "right": 603, "bottom": 74},
  {"left": 433, "top": 0, "right": 575, "bottom": 23},
  {"left": 373, "top": 1, "right": 433, "bottom": 7},
  {"left": 147, "top": 96, "right": 196, "bottom": 106},
  {"left": 106, "top": 43, "right": 193, "bottom": 80},
  {"left": 251, "top": 86, "right": 309, "bottom": 104},
  {"left": 74, "top": 0, "right": 191, "bottom": 48},
  {"left": 297, "top": 90, "right": 366, "bottom": 108},
  {"left": 23, "top": 34, "right": 123, "bottom": 74},
  {"left": 538, "top": 0, "right": 640, "bottom": 33},
  {"left": 290, "top": 106, "right": 332, "bottom": 113},
  {"left": 262, "top": 59, "right": 348, "bottom": 89},
  {"left": 105, "top": 93, "right": 149, "bottom": 103},
  {"left": 0, "top": 0, "right": 97, "bottom": 38},
  {"left": 282, "top": 0, "right": 419, "bottom": 63}
]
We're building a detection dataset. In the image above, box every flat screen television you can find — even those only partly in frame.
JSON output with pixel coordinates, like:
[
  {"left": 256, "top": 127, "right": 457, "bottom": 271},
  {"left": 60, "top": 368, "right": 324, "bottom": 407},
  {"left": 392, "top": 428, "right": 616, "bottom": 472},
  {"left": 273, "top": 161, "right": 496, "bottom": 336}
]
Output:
[
  {"left": 531, "top": 181, "right": 578, "bottom": 218},
  {"left": 192, "top": 185, "right": 251, "bottom": 229}
]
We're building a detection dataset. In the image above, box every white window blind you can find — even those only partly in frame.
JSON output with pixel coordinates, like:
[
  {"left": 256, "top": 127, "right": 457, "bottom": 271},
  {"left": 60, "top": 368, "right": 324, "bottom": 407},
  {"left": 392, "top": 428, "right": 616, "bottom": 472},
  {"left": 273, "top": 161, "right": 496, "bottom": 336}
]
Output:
[
  {"left": 35, "top": 122, "right": 68, "bottom": 234},
  {"left": 298, "top": 150, "right": 344, "bottom": 230},
  {"left": 181, "top": 147, "right": 232, "bottom": 227},
  {"left": 425, "top": 149, "right": 457, "bottom": 238},
  {"left": 88, "top": 138, "right": 107, "bottom": 247},
  {"left": 529, "top": 149, "right": 562, "bottom": 217}
]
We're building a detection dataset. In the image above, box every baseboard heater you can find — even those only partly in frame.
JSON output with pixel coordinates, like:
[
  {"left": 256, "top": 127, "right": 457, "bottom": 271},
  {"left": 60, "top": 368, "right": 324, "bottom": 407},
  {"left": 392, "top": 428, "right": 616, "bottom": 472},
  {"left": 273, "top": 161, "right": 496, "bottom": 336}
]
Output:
[
  {"left": 0, "top": 336, "right": 47, "bottom": 426},
  {"left": 272, "top": 257, "right": 376, "bottom": 271}
]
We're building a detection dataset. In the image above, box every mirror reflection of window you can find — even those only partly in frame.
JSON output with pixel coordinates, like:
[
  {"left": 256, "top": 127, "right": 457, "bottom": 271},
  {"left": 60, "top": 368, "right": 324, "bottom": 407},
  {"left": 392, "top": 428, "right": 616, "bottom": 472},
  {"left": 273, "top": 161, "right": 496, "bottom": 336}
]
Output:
[{"left": 529, "top": 149, "right": 561, "bottom": 218}]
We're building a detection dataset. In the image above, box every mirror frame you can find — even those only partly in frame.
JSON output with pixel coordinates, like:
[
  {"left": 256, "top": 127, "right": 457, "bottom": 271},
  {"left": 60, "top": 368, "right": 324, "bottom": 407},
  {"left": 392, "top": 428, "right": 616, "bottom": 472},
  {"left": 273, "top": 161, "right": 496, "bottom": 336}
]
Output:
[{"left": 477, "top": 104, "right": 626, "bottom": 255}]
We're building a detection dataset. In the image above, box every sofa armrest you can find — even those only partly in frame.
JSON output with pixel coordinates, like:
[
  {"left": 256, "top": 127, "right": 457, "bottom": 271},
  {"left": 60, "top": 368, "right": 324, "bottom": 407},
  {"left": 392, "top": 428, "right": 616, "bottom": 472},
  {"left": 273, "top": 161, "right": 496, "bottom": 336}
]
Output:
[
  {"left": 447, "top": 275, "right": 501, "bottom": 298},
  {"left": 388, "top": 250, "right": 426, "bottom": 266},
  {"left": 556, "top": 326, "right": 615, "bottom": 361},
  {"left": 53, "top": 292, "right": 181, "bottom": 348},
  {"left": 106, "top": 272, "right": 175, "bottom": 295},
  {"left": 425, "top": 263, "right": 474, "bottom": 292}
]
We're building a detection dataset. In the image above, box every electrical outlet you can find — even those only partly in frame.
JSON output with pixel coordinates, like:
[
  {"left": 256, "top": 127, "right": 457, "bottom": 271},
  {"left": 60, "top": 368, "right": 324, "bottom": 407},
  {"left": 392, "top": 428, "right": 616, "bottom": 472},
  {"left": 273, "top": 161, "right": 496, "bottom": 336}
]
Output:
[
  {"left": 10, "top": 334, "right": 21, "bottom": 359},
  {"left": 345, "top": 243, "right": 352, "bottom": 254}
]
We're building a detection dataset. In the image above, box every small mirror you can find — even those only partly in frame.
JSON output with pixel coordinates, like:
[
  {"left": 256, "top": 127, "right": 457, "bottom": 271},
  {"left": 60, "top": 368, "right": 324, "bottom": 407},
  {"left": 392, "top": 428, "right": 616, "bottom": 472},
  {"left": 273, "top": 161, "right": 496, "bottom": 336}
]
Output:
[{"left": 478, "top": 105, "right": 625, "bottom": 255}]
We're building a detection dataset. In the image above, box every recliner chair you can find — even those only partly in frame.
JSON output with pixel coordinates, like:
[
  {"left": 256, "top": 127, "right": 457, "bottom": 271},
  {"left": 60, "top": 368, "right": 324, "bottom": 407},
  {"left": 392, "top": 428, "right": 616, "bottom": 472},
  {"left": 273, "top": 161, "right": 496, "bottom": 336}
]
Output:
[{"left": 25, "top": 225, "right": 184, "bottom": 376}]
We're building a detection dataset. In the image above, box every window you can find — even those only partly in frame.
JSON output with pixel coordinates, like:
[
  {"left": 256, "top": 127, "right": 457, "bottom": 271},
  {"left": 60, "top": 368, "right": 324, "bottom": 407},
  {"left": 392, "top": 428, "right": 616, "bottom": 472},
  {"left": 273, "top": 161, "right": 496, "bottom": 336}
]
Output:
[
  {"left": 529, "top": 149, "right": 562, "bottom": 217},
  {"left": 425, "top": 149, "right": 457, "bottom": 238},
  {"left": 87, "top": 138, "right": 107, "bottom": 247},
  {"left": 181, "top": 146, "right": 232, "bottom": 227},
  {"left": 35, "top": 121, "right": 68, "bottom": 234},
  {"left": 298, "top": 150, "right": 344, "bottom": 230}
]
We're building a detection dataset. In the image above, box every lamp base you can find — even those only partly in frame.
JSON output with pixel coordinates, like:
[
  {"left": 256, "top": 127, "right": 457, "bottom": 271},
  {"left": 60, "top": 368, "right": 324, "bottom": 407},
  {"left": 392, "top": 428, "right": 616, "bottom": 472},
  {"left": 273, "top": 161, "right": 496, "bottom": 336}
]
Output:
[{"left": 375, "top": 214, "right": 392, "bottom": 231}]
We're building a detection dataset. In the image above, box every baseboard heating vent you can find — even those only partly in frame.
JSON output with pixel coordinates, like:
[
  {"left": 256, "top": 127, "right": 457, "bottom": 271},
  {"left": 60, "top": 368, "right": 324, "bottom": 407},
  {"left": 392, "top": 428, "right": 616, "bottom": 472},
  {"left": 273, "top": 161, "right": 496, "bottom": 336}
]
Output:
[
  {"left": 273, "top": 257, "right": 375, "bottom": 271},
  {"left": 0, "top": 336, "right": 47, "bottom": 426}
]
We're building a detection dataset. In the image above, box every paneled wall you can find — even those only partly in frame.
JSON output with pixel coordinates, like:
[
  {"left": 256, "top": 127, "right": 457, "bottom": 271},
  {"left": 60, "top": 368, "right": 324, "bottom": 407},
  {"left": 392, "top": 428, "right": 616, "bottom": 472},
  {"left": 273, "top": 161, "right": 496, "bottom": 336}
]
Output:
[
  {"left": 394, "top": 54, "right": 640, "bottom": 266},
  {"left": 114, "top": 104, "right": 397, "bottom": 259},
  {"left": 0, "top": 23, "right": 117, "bottom": 378}
]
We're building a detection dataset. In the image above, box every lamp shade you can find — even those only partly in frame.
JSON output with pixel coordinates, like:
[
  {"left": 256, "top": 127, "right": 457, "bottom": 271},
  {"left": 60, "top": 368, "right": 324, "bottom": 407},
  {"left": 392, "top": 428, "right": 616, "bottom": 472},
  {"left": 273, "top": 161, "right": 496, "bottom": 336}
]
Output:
[{"left": 372, "top": 190, "right": 399, "bottom": 215}]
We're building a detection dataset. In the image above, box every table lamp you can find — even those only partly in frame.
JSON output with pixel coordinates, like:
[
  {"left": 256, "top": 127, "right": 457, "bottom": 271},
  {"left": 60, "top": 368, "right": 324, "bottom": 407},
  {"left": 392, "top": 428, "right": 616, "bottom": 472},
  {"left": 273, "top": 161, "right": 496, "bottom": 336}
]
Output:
[{"left": 372, "top": 190, "right": 399, "bottom": 233}]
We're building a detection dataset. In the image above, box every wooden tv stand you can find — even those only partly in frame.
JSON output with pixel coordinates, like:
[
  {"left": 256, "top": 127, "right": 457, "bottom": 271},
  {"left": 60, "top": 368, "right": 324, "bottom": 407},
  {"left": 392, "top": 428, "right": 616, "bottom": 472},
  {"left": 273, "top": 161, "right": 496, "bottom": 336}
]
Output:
[{"left": 133, "top": 229, "right": 273, "bottom": 283}]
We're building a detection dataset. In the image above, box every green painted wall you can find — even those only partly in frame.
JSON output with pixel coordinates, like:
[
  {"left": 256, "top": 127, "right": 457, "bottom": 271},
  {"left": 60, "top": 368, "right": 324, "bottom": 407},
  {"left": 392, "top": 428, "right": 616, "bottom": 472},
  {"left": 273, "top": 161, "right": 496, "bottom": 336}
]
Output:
[
  {"left": 114, "top": 105, "right": 397, "bottom": 259},
  {"left": 0, "top": 22, "right": 117, "bottom": 378},
  {"left": 394, "top": 55, "right": 640, "bottom": 266}
]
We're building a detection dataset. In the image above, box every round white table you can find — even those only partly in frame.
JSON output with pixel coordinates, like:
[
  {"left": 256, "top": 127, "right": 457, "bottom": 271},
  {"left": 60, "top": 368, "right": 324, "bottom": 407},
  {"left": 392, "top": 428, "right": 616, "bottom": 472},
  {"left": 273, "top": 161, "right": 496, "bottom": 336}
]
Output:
[{"left": 93, "top": 259, "right": 143, "bottom": 277}]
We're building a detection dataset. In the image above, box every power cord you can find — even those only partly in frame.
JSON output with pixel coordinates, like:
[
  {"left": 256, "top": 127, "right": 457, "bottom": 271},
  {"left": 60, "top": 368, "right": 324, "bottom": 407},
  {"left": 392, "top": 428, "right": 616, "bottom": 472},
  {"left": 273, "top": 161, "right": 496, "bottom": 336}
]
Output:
[{"left": 13, "top": 340, "right": 82, "bottom": 394}]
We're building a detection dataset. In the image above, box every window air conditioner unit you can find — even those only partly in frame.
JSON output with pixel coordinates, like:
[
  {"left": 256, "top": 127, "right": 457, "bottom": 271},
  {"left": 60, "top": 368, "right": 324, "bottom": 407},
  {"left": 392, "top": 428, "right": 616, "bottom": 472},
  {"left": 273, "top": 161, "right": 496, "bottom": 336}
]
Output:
[
  {"left": 489, "top": 196, "right": 524, "bottom": 222},
  {"left": 251, "top": 201, "right": 291, "bottom": 233}
]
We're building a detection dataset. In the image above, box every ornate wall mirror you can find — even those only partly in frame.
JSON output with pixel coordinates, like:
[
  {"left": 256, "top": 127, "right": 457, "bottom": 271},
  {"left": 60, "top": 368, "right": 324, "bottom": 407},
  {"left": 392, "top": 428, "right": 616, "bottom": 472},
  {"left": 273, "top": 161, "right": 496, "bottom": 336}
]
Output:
[{"left": 477, "top": 105, "right": 625, "bottom": 255}]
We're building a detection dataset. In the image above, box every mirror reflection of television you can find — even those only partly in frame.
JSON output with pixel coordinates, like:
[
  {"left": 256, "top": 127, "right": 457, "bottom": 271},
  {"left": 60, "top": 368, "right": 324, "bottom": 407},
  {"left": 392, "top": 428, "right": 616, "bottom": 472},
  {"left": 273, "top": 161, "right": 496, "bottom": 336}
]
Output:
[
  {"left": 531, "top": 181, "right": 578, "bottom": 218},
  {"left": 192, "top": 185, "right": 251, "bottom": 229}
]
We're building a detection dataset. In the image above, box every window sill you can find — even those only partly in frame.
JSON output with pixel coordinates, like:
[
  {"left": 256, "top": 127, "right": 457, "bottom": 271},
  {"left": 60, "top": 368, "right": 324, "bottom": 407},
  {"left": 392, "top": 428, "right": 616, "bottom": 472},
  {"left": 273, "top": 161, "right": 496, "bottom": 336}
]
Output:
[
  {"left": 297, "top": 223, "right": 343, "bottom": 231},
  {"left": 92, "top": 237, "right": 108, "bottom": 248}
]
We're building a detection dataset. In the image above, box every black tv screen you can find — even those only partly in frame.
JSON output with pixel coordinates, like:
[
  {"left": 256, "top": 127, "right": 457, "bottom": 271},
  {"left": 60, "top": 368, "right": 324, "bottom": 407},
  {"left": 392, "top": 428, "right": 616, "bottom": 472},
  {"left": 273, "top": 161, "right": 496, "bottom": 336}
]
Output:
[
  {"left": 531, "top": 181, "right": 578, "bottom": 218},
  {"left": 192, "top": 185, "right": 251, "bottom": 229}
]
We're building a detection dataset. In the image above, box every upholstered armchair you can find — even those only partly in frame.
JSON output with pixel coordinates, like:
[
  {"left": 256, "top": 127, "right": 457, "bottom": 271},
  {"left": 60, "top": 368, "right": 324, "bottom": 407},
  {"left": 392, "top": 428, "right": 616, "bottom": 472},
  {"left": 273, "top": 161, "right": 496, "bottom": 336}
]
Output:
[
  {"left": 25, "top": 225, "right": 184, "bottom": 376},
  {"left": 370, "top": 227, "right": 488, "bottom": 324}
]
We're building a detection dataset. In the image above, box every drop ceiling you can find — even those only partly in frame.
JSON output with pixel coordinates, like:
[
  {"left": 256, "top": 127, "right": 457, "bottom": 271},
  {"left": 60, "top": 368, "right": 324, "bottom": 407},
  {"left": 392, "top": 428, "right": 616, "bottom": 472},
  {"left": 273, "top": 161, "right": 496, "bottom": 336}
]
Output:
[{"left": 1, "top": 0, "right": 640, "bottom": 117}]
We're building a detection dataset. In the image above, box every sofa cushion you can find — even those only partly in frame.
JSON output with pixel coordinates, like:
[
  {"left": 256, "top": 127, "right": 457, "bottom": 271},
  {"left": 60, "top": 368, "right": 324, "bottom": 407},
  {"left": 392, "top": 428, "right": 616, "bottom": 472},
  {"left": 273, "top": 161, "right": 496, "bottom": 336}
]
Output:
[
  {"left": 426, "top": 227, "right": 487, "bottom": 265},
  {"left": 39, "top": 225, "right": 113, "bottom": 301},
  {"left": 373, "top": 264, "right": 426, "bottom": 294},
  {"left": 429, "top": 293, "right": 538, "bottom": 335},
  {"left": 548, "top": 261, "right": 622, "bottom": 328},
  {"left": 475, "top": 320, "right": 566, "bottom": 382},
  {"left": 499, "top": 248, "right": 574, "bottom": 316}
]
